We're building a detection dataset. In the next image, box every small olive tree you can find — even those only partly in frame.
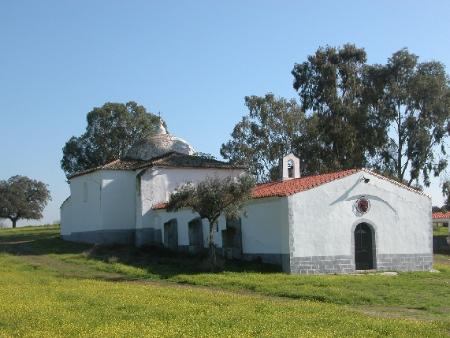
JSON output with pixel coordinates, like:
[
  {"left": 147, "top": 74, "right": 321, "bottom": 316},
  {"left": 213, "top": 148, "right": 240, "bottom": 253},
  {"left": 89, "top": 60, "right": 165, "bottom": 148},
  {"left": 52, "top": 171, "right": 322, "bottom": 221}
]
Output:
[
  {"left": 167, "top": 175, "right": 255, "bottom": 268},
  {"left": 0, "top": 176, "right": 51, "bottom": 228}
]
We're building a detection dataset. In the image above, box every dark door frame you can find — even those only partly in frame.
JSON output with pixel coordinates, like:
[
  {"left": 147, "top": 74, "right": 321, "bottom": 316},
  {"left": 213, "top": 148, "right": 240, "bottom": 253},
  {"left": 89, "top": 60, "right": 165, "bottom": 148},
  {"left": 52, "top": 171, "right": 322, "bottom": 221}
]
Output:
[
  {"left": 163, "top": 218, "right": 178, "bottom": 250},
  {"left": 188, "top": 217, "right": 204, "bottom": 252},
  {"left": 353, "top": 222, "right": 376, "bottom": 270}
]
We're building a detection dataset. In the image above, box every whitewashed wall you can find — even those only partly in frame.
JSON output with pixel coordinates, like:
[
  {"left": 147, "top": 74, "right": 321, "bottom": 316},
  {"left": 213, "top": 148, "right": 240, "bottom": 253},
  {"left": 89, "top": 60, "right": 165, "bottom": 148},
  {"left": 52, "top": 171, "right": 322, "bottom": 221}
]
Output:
[
  {"left": 60, "top": 171, "right": 103, "bottom": 236},
  {"left": 288, "top": 172, "right": 432, "bottom": 258},
  {"left": 144, "top": 196, "right": 290, "bottom": 255},
  {"left": 100, "top": 171, "right": 136, "bottom": 230},
  {"left": 150, "top": 209, "right": 222, "bottom": 248},
  {"left": 61, "top": 170, "right": 136, "bottom": 236},
  {"left": 138, "top": 167, "right": 244, "bottom": 231},
  {"left": 241, "top": 197, "right": 290, "bottom": 254}
]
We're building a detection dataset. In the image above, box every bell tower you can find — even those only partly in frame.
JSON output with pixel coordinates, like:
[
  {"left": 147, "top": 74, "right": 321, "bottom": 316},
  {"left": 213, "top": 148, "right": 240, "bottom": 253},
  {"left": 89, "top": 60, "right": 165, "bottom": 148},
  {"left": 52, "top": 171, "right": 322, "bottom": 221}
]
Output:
[{"left": 280, "top": 153, "right": 300, "bottom": 180}]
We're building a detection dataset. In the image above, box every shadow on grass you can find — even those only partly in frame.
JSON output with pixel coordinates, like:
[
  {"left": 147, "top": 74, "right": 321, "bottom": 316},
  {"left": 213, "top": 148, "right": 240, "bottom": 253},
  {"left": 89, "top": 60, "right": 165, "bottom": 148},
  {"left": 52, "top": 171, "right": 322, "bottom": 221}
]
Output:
[
  {"left": 0, "top": 227, "right": 90, "bottom": 255},
  {"left": 0, "top": 226, "right": 280, "bottom": 279}
]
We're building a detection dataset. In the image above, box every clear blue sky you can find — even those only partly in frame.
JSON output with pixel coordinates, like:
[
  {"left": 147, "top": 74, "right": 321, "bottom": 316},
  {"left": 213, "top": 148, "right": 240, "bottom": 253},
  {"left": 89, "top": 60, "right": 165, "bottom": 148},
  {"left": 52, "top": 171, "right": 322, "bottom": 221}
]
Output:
[{"left": 1, "top": 0, "right": 449, "bottom": 226}]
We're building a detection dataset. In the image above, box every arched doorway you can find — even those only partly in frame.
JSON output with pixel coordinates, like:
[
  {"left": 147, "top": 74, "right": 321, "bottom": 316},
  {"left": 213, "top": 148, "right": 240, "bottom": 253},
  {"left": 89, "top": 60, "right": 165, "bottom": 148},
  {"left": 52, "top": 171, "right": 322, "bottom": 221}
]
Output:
[
  {"left": 354, "top": 223, "right": 375, "bottom": 270},
  {"left": 164, "top": 219, "right": 178, "bottom": 250},
  {"left": 188, "top": 218, "right": 204, "bottom": 253},
  {"left": 222, "top": 217, "right": 243, "bottom": 259}
]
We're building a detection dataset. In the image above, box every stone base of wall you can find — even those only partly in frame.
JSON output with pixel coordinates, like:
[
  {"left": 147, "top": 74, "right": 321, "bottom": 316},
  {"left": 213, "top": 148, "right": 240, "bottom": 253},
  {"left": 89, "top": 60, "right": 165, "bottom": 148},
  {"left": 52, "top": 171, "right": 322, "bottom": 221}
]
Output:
[
  {"left": 289, "top": 253, "right": 433, "bottom": 274},
  {"left": 289, "top": 255, "right": 354, "bottom": 274},
  {"left": 376, "top": 253, "right": 432, "bottom": 272},
  {"left": 135, "top": 228, "right": 162, "bottom": 247},
  {"left": 62, "top": 229, "right": 135, "bottom": 245}
]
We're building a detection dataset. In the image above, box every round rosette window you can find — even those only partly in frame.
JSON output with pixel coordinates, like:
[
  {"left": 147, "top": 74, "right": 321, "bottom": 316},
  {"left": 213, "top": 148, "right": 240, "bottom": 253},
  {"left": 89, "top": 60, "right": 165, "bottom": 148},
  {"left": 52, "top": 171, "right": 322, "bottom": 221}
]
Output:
[{"left": 355, "top": 197, "right": 370, "bottom": 214}]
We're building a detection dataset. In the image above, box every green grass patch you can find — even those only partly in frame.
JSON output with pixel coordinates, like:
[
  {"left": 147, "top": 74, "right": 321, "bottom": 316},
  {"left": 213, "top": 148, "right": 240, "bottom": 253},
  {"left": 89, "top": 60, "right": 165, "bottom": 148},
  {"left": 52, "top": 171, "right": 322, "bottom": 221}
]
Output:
[
  {"left": 0, "top": 225, "right": 449, "bottom": 336},
  {"left": 434, "top": 225, "right": 449, "bottom": 236},
  {"left": 1, "top": 253, "right": 446, "bottom": 337}
]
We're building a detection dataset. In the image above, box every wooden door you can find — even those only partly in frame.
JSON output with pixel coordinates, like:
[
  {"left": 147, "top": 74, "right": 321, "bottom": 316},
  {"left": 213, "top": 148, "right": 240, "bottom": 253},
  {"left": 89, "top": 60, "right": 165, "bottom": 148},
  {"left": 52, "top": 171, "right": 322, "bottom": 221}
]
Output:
[{"left": 354, "top": 223, "right": 374, "bottom": 270}]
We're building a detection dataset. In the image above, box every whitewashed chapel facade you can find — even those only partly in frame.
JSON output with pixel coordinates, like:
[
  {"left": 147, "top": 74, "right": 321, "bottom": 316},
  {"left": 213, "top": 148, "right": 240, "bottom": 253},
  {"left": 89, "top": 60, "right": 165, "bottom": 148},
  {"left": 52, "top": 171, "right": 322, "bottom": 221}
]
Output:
[{"left": 61, "top": 126, "right": 433, "bottom": 274}]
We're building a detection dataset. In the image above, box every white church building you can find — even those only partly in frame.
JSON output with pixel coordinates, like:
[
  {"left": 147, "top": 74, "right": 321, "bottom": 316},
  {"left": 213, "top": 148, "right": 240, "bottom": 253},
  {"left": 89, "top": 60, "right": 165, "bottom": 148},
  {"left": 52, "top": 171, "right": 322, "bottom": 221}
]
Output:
[{"left": 61, "top": 125, "right": 433, "bottom": 274}]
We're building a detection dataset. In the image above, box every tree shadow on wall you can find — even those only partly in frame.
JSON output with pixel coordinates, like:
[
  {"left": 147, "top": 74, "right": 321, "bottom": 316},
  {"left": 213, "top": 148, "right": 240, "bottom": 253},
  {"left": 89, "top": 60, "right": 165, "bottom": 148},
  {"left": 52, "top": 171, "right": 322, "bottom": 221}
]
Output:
[{"left": 0, "top": 226, "right": 90, "bottom": 256}]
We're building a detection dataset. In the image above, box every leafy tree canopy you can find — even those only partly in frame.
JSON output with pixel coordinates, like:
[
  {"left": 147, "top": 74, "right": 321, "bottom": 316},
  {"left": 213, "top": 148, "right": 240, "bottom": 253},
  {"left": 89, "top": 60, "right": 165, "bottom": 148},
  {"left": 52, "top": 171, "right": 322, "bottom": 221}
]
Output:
[
  {"left": 222, "top": 45, "right": 450, "bottom": 188},
  {"left": 61, "top": 101, "right": 162, "bottom": 177},
  {"left": 167, "top": 175, "right": 255, "bottom": 268},
  {"left": 0, "top": 176, "right": 51, "bottom": 228},
  {"left": 292, "top": 44, "right": 387, "bottom": 172},
  {"left": 367, "top": 49, "right": 450, "bottom": 186},
  {"left": 220, "top": 94, "right": 306, "bottom": 182}
]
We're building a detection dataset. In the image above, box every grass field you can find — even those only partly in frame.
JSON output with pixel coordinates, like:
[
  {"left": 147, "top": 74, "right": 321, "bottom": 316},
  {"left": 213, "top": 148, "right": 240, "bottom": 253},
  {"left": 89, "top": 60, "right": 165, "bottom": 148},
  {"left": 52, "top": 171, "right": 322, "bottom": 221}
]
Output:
[
  {"left": 0, "top": 225, "right": 449, "bottom": 337},
  {"left": 434, "top": 225, "right": 449, "bottom": 236}
]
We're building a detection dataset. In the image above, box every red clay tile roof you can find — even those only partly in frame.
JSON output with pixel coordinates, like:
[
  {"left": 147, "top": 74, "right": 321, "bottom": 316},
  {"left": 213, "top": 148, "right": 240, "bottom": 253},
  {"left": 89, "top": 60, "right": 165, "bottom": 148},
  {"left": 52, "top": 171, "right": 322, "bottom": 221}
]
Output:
[
  {"left": 433, "top": 212, "right": 450, "bottom": 219},
  {"left": 252, "top": 169, "right": 359, "bottom": 199},
  {"left": 153, "top": 202, "right": 168, "bottom": 210},
  {"left": 153, "top": 169, "right": 359, "bottom": 210},
  {"left": 152, "top": 168, "right": 428, "bottom": 210}
]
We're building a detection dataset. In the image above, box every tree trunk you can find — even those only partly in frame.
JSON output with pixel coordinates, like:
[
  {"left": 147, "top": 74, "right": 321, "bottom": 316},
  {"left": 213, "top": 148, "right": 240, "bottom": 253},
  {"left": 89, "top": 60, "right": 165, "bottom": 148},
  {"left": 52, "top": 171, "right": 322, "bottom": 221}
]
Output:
[
  {"left": 396, "top": 104, "right": 404, "bottom": 183},
  {"left": 11, "top": 219, "right": 17, "bottom": 228},
  {"left": 208, "top": 221, "right": 217, "bottom": 270}
]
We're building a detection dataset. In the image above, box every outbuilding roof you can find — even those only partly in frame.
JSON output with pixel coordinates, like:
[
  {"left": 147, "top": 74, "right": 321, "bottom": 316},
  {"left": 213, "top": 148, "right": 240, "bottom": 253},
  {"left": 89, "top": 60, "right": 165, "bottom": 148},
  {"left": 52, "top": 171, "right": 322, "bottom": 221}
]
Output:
[
  {"left": 68, "top": 152, "right": 244, "bottom": 179},
  {"left": 432, "top": 211, "right": 450, "bottom": 220},
  {"left": 152, "top": 167, "right": 427, "bottom": 210},
  {"left": 252, "top": 169, "right": 359, "bottom": 198},
  {"left": 252, "top": 168, "right": 428, "bottom": 199}
]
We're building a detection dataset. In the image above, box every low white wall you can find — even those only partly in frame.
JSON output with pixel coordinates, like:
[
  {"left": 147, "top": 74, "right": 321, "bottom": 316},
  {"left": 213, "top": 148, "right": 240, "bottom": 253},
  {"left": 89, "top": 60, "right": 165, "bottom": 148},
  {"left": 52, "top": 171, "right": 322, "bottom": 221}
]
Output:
[
  {"left": 138, "top": 167, "right": 244, "bottom": 231},
  {"left": 150, "top": 209, "right": 223, "bottom": 248},
  {"left": 289, "top": 172, "right": 432, "bottom": 258},
  {"left": 143, "top": 196, "right": 290, "bottom": 255},
  {"left": 432, "top": 218, "right": 450, "bottom": 225}
]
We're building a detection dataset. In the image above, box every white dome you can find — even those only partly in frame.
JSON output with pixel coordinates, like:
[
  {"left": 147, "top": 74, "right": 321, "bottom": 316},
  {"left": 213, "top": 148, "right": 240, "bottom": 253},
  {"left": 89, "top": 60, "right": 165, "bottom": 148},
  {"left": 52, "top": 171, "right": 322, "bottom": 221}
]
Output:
[{"left": 125, "top": 122, "right": 195, "bottom": 160}]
